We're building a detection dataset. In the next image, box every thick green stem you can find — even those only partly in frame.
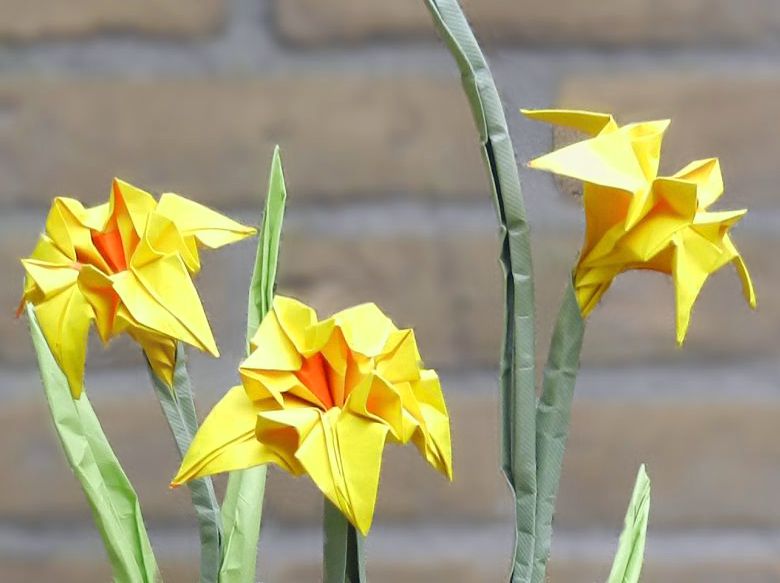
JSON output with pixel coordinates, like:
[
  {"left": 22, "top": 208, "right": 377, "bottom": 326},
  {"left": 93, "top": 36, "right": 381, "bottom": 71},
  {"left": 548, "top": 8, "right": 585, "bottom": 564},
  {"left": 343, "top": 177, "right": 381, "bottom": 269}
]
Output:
[
  {"left": 531, "top": 280, "right": 585, "bottom": 583},
  {"left": 323, "top": 500, "right": 366, "bottom": 583},
  {"left": 422, "top": 2, "right": 537, "bottom": 580},
  {"left": 147, "top": 346, "right": 223, "bottom": 583},
  {"left": 27, "top": 304, "right": 160, "bottom": 583}
]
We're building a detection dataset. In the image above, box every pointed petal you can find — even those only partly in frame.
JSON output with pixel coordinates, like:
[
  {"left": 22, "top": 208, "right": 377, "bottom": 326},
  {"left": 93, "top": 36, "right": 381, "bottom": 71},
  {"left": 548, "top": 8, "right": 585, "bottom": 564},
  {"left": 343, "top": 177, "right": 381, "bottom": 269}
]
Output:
[
  {"left": 673, "top": 158, "right": 723, "bottom": 208},
  {"left": 113, "top": 255, "right": 219, "bottom": 357},
  {"left": 521, "top": 108, "right": 617, "bottom": 135},
  {"left": 529, "top": 130, "right": 648, "bottom": 194},
  {"left": 172, "top": 386, "right": 270, "bottom": 485},
  {"left": 32, "top": 284, "right": 93, "bottom": 398},
  {"left": 156, "top": 192, "right": 256, "bottom": 249},
  {"left": 294, "top": 409, "right": 388, "bottom": 535}
]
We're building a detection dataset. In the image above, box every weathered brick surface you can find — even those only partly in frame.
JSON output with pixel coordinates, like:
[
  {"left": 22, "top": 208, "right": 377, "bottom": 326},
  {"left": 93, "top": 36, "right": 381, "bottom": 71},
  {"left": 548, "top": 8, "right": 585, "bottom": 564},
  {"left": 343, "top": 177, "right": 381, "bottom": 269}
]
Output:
[
  {"left": 5, "top": 214, "right": 773, "bottom": 369},
  {"left": 552, "top": 74, "right": 780, "bottom": 210},
  {"left": 0, "top": 77, "right": 482, "bottom": 208},
  {"left": 4, "top": 365, "right": 780, "bottom": 529},
  {"left": 0, "top": 556, "right": 198, "bottom": 583},
  {"left": 0, "top": 0, "right": 225, "bottom": 40},
  {"left": 276, "top": 0, "right": 780, "bottom": 46}
]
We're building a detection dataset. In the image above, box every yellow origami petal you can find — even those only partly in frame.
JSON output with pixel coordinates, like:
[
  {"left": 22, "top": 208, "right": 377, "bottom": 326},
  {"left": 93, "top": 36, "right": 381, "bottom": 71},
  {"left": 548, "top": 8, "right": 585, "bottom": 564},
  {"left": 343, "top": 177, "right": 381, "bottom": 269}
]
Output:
[
  {"left": 172, "top": 386, "right": 275, "bottom": 485},
  {"left": 31, "top": 283, "right": 93, "bottom": 398},
  {"left": 529, "top": 129, "right": 649, "bottom": 195},
  {"left": 672, "top": 230, "right": 723, "bottom": 343},
  {"left": 331, "top": 303, "right": 395, "bottom": 357},
  {"left": 376, "top": 329, "right": 422, "bottom": 383},
  {"left": 410, "top": 370, "right": 453, "bottom": 479},
  {"left": 110, "top": 179, "right": 157, "bottom": 237},
  {"left": 293, "top": 408, "right": 389, "bottom": 535},
  {"left": 346, "top": 373, "right": 404, "bottom": 439},
  {"left": 521, "top": 109, "right": 617, "bottom": 135},
  {"left": 272, "top": 295, "right": 318, "bottom": 354},
  {"left": 132, "top": 329, "right": 177, "bottom": 387},
  {"left": 243, "top": 309, "right": 302, "bottom": 371},
  {"left": 673, "top": 158, "right": 723, "bottom": 209},
  {"left": 112, "top": 254, "right": 218, "bottom": 357},
  {"left": 155, "top": 192, "right": 257, "bottom": 249}
]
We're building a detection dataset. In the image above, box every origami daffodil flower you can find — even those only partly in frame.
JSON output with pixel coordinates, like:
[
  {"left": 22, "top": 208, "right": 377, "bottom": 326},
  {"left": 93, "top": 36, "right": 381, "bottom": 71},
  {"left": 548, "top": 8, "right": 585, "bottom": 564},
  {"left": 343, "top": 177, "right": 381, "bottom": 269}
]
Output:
[
  {"left": 524, "top": 109, "right": 756, "bottom": 342},
  {"left": 20, "top": 179, "right": 256, "bottom": 397},
  {"left": 172, "top": 296, "right": 452, "bottom": 534}
]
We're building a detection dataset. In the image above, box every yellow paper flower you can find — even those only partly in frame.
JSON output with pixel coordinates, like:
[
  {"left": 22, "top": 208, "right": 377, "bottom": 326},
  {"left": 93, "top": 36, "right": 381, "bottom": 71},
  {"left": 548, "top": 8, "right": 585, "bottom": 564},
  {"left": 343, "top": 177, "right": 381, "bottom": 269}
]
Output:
[
  {"left": 172, "top": 296, "right": 453, "bottom": 534},
  {"left": 20, "top": 179, "right": 256, "bottom": 397},
  {"left": 523, "top": 109, "right": 756, "bottom": 342}
]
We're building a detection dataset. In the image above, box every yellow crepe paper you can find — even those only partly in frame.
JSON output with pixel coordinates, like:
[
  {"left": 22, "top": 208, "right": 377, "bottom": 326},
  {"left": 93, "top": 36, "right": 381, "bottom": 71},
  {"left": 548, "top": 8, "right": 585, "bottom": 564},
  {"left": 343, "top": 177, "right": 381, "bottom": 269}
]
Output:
[
  {"left": 20, "top": 179, "right": 256, "bottom": 397},
  {"left": 523, "top": 109, "right": 756, "bottom": 342},
  {"left": 172, "top": 296, "right": 453, "bottom": 534}
]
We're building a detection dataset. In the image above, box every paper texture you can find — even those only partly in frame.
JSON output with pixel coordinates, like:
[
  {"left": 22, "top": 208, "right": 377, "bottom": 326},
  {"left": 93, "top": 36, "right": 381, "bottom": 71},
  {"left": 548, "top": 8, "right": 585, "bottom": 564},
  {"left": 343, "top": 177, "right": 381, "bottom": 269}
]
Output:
[
  {"left": 524, "top": 109, "right": 756, "bottom": 342},
  {"left": 607, "top": 465, "right": 651, "bottom": 583},
  {"left": 20, "top": 179, "right": 256, "bottom": 398},
  {"left": 26, "top": 303, "right": 159, "bottom": 583},
  {"left": 422, "top": 2, "right": 538, "bottom": 581},
  {"left": 173, "top": 296, "right": 453, "bottom": 535},
  {"left": 147, "top": 345, "right": 223, "bottom": 583},
  {"left": 531, "top": 279, "right": 584, "bottom": 583},
  {"left": 218, "top": 146, "right": 287, "bottom": 583}
]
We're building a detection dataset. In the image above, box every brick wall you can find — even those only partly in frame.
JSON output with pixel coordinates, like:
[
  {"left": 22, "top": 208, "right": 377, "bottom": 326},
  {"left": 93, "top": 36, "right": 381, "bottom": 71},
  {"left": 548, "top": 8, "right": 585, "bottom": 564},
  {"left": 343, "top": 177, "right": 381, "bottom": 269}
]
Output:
[{"left": 1, "top": 1, "right": 778, "bottom": 581}]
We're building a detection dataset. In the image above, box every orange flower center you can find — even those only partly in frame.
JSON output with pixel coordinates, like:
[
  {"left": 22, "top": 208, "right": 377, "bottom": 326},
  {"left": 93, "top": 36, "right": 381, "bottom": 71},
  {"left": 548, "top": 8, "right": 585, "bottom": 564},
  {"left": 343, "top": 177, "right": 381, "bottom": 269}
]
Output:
[
  {"left": 294, "top": 353, "right": 337, "bottom": 409},
  {"left": 91, "top": 229, "right": 128, "bottom": 272}
]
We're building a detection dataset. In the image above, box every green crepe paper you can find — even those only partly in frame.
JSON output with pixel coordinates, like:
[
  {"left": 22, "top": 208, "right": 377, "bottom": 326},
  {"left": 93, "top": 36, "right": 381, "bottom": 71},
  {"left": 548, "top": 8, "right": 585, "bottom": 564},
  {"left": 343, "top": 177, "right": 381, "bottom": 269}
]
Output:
[
  {"left": 607, "top": 465, "right": 651, "bottom": 583},
  {"left": 531, "top": 279, "right": 584, "bottom": 583},
  {"left": 323, "top": 500, "right": 367, "bottom": 583},
  {"left": 219, "top": 145, "right": 287, "bottom": 583},
  {"left": 146, "top": 345, "right": 223, "bottom": 583},
  {"left": 422, "top": 1, "right": 538, "bottom": 581},
  {"left": 26, "top": 303, "right": 160, "bottom": 583}
]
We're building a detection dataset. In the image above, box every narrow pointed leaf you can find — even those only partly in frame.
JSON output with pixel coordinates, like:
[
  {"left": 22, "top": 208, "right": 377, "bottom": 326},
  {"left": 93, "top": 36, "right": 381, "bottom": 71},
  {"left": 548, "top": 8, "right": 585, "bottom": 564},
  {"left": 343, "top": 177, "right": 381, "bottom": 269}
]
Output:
[
  {"left": 607, "top": 465, "right": 652, "bottom": 583},
  {"left": 27, "top": 303, "right": 159, "bottom": 583},
  {"left": 422, "top": 2, "right": 537, "bottom": 580},
  {"left": 220, "top": 146, "right": 287, "bottom": 583}
]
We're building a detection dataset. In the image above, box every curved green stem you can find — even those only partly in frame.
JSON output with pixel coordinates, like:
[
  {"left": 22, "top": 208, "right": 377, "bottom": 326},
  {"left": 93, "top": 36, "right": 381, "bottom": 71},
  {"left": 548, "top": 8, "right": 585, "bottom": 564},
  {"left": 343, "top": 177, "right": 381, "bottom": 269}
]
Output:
[{"left": 422, "top": 2, "right": 537, "bottom": 580}]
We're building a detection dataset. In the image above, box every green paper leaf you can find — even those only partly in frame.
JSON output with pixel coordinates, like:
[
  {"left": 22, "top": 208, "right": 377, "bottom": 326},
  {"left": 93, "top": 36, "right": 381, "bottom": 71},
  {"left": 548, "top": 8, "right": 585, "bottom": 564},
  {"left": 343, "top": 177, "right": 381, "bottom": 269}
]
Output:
[
  {"left": 422, "top": 2, "right": 537, "bottom": 580},
  {"left": 323, "top": 499, "right": 367, "bottom": 583},
  {"left": 531, "top": 279, "right": 584, "bottom": 583},
  {"left": 26, "top": 303, "right": 160, "bottom": 583},
  {"left": 607, "top": 465, "right": 652, "bottom": 583},
  {"left": 246, "top": 145, "right": 287, "bottom": 349},
  {"left": 147, "top": 346, "right": 223, "bottom": 583},
  {"left": 220, "top": 145, "right": 287, "bottom": 583}
]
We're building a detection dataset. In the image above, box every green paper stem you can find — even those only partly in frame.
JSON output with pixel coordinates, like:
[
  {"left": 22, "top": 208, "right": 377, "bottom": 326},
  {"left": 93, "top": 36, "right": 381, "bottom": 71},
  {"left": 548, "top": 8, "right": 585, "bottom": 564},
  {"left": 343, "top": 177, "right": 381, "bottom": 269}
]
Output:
[
  {"left": 146, "top": 346, "right": 223, "bottom": 583},
  {"left": 422, "top": 1, "right": 537, "bottom": 580},
  {"left": 607, "top": 465, "right": 651, "bottom": 583},
  {"left": 323, "top": 499, "right": 367, "bottom": 583},
  {"left": 26, "top": 304, "right": 160, "bottom": 583},
  {"left": 219, "top": 145, "right": 288, "bottom": 583},
  {"left": 531, "top": 279, "right": 585, "bottom": 583}
]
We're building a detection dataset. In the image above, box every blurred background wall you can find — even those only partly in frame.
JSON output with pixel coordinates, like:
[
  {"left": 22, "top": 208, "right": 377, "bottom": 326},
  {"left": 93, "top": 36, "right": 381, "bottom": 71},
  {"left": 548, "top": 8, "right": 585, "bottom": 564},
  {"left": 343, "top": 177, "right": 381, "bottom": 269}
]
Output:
[{"left": 0, "top": 0, "right": 778, "bottom": 581}]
